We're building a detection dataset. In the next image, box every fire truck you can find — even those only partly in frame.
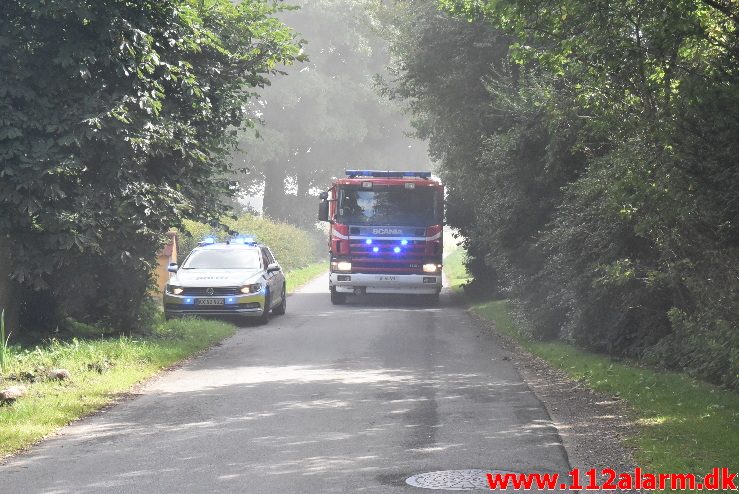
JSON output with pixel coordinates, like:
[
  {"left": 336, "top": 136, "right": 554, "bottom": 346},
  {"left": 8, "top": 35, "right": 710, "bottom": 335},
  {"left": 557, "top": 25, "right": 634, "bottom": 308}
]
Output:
[{"left": 318, "top": 170, "right": 444, "bottom": 304}]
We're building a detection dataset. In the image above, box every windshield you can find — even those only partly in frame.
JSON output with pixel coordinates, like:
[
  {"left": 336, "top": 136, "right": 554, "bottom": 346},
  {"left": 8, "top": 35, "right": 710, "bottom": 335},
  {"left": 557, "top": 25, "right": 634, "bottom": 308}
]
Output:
[
  {"left": 338, "top": 185, "right": 440, "bottom": 226},
  {"left": 182, "top": 249, "right": 261, "bottom": 270}
]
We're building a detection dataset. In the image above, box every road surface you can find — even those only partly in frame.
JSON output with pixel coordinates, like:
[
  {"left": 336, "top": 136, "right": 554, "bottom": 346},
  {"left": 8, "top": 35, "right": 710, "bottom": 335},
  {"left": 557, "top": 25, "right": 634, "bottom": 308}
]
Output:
[{"left": 0, "top": 274, "right": 572, "bottom": 493}]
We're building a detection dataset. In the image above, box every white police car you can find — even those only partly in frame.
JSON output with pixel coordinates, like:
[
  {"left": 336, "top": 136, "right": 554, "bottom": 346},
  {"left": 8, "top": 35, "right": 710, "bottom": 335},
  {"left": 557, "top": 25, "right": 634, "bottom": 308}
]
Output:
[{"left": 163, "top": 237, "right": 286, "bottom": 323}]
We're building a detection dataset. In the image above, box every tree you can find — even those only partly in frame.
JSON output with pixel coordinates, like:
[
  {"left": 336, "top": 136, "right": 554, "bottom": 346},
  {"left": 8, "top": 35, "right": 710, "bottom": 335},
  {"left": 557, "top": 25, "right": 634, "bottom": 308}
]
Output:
[
  {"left": 231, "top": 0, "right": 429, "bottom": 227},
  {"left": 378, "top": 0, "right": 738, "bottom": 387},
  {"left": 0, "top": 0, "right": 301, "bottom": 331}
]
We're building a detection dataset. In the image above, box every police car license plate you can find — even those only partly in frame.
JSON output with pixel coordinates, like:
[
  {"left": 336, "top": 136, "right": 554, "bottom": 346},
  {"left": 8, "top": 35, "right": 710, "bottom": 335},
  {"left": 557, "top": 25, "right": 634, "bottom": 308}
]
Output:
[
  {"left": 378, "top": 276, "right": 397, "bottom": 281},
  {"left": 198, "top": 298, "right": 224, "bottom": 306}
]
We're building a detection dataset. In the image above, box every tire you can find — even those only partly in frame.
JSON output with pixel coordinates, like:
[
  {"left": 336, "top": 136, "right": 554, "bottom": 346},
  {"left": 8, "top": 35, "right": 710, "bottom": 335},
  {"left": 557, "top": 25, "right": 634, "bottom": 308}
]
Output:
[
  {"left": 330, "top": 287, "right": 346, "bottom": 305},
  {"left": 272, "top": 284, "right": 286, "bottom": 315},
  {"left": 259, "top": 292, "right": 271, "bottom": 324}
]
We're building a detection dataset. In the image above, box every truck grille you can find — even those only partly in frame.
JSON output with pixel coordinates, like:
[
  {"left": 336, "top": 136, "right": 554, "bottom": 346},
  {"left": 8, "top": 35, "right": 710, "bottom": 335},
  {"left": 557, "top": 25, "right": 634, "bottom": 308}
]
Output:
[{"left": 349, "top": 238, "right": 426, "bottom": 274}]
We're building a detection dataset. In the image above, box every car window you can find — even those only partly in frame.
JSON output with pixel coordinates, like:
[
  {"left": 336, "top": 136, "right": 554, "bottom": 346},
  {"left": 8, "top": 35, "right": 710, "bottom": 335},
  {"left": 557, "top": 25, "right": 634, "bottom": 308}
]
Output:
[
  {"left": 265, "top": 248, "right": 276, "bottom": 265},
  {"left": 182, "top": 249, "right": 261, "bottom": 269},
  {"left": 261, "top": 248, "right": 270, "bottom": 269}
]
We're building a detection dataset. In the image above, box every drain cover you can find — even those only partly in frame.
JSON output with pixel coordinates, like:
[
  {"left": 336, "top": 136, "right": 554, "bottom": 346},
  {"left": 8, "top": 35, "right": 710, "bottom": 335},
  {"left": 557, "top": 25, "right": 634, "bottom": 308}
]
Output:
[{"left": 406, "top": 469, "right": 515, "bottom": 491}]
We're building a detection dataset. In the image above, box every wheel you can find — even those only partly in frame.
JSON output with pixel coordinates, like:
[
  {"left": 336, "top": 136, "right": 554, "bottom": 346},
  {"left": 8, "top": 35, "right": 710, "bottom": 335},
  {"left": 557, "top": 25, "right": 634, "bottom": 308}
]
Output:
[
  {"left": 330, "top": 287, "right": 346, "bottom": 305},
  {"left": 259, "top": 292, "right": 271, "bottom": 324},
  {"left": 272, "top": 284, "right": 286, "bottom": 315}
]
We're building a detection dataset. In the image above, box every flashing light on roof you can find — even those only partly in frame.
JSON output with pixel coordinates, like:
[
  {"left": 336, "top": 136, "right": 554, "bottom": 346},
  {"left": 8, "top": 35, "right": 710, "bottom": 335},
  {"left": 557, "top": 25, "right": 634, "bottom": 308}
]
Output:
[
  {"left": 199, "top": 237, "right": 216, "bottom": 246},
  {"left": 231, "top": 236, "right": 257, "bottom": 245},
  {"left": 345, "top": 170, "right": 432, "bottom": 179}
]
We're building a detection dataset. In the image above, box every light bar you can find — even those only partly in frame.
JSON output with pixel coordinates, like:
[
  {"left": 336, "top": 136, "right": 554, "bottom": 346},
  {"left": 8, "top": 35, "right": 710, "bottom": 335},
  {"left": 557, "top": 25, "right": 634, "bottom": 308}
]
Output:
[{"left": 345, "top": 170, "right": 432, "bottom": 179}]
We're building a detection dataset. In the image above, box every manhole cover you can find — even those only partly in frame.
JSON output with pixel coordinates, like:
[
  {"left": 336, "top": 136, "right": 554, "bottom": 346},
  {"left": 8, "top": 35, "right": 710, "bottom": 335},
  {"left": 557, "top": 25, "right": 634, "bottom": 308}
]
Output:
[{"left": 406, "top": 469, "right": 516, "bottom": 491}]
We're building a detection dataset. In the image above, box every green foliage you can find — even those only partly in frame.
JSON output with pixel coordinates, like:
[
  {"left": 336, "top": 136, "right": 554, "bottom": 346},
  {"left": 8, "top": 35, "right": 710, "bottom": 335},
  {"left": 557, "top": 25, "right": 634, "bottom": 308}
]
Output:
[
  {"left": 179, "top": 214, "right": 324, "bottom": 272},
  {"left": 376, "top": 0, "right": 738, "bottom": 388},
  {"left": 0, "top": 0, "right": 302, "bottom": 332}
]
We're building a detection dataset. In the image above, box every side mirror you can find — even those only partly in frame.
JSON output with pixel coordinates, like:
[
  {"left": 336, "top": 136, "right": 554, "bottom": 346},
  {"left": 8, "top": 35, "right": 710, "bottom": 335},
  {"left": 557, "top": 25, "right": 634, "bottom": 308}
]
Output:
[
  {"left": 267, "top": 263, "right": 281, "bottom": 273},
  {"left": 167, "top": 263, "right": 178, "bottom": 273},
  {"left": 319, "top": 191, "right": 329, "bottom": 200},
  {"left": 318, "top": 199, "right": 329, "bottom": 222}
]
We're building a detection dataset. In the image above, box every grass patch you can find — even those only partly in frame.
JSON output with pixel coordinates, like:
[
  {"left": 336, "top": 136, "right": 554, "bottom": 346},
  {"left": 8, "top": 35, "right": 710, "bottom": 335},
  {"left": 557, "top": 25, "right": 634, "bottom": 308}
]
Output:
[
  {"left": 0, "top": 318, "right": 235, "bottom": 458},
  {"left": 443, "top": 244, "right": 470, "bottom": 291},
  {"left": 286, "top": 262, "right": 326, "bottom": 293},
  {"left": 473, "top": 299, "right": 739, "bottom": 484}
]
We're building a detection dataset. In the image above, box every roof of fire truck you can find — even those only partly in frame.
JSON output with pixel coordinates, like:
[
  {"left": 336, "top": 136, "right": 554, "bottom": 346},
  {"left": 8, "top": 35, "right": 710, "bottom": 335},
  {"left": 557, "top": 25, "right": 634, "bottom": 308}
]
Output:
[{"left": 336, "top": 170, "right": 442, "bottom": 187}]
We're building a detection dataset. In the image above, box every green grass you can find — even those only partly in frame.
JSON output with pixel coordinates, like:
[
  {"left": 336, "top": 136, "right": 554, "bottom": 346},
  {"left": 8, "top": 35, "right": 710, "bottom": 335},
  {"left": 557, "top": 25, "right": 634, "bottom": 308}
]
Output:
[
  {"left": 286, "top": 262, "right": 326, "bottom": 293},
  {"left": 0, "top": 318, "right": 235, "bottom": 458},
  {"left": 473, "top": 299, "right": 739, "bottom": 486},
  {"left": 443, "top": 245, "right": 470, "bottom": 291}
]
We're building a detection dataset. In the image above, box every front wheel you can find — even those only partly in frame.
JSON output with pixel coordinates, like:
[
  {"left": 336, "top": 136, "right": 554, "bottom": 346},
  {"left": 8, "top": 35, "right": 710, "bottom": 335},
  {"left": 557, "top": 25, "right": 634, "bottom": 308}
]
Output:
[
  {"left": 330, "top": 287, "right": 346, "bottom": 305},
  {"left": 259, "top": 293, "right": 271, "bottom": 324},
  {"left": 272, "top": 285, "right": 286, "bottom": 315}
]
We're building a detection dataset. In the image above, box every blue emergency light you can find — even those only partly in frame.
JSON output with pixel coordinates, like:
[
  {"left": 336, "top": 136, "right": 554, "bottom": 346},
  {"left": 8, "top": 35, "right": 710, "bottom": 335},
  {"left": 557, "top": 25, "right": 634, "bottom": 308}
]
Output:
[
  {"left": 199, "top": 237, "right": 216, "bottom": 246},
  {"left": 345, "top": 170, "right": 432, "bottom": 179},
  {"left": 231, "top": 236, "right": 257, "bottom": 246}
]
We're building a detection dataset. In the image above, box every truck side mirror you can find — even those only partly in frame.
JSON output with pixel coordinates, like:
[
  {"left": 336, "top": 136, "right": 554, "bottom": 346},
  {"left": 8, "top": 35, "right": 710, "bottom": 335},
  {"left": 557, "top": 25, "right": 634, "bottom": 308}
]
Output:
[
  {"left": 167, "top": 263, "right": 178, "bottom": 273},
  {"left": 318, "top": 199, "right": 329, "bottom": 222}
]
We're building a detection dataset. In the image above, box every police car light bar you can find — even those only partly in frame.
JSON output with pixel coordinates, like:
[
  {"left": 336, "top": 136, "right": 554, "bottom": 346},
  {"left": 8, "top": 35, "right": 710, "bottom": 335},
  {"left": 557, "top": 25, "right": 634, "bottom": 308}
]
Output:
[{"left": 345, "top": 170, "right": 432, "bottom": 179}]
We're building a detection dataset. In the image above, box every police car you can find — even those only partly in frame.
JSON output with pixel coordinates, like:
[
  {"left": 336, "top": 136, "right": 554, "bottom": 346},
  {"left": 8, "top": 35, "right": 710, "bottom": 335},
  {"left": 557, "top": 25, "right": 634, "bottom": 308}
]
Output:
[{"left": 163, "top": 237, "right": 286, "bottom": 323}]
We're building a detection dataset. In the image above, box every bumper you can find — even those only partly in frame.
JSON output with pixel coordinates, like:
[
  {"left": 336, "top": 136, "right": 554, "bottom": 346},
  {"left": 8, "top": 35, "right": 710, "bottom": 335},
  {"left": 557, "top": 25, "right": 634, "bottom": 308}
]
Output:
[
  {"left": 163, "top": 292, "right": 266, "bottom": 317},
  {"left": 330, "top": 272, "right": 442, "bottom": 295}
]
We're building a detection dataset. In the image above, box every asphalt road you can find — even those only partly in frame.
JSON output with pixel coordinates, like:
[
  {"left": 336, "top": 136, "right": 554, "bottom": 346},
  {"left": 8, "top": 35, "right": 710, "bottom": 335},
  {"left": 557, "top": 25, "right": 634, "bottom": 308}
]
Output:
[{"left": 0, "top": 274, "right": 572, "bottom": 493}]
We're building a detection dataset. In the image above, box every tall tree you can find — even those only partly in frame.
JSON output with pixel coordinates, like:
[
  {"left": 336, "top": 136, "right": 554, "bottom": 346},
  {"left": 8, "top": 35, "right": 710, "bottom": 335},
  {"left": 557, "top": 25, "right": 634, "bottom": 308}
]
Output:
[
  {"left": 231, "top": 0, "right": 428, "bottom": 227},
  {"left": 0, "top": 0, "right": 301, "bottom": 331}
]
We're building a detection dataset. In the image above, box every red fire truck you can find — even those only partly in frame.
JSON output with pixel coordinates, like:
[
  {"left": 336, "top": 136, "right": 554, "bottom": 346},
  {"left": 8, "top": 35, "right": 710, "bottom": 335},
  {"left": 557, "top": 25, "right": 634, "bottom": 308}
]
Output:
[{"left": 318, "top": 170, "right": 444, "bottom": 304}]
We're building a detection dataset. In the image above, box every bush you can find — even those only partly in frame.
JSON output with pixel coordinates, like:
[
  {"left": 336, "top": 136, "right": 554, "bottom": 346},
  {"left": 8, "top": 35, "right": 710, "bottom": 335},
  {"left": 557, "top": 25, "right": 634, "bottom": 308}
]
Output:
[{"left": 179, "top": 214, "right": 324, "bottom": 272}]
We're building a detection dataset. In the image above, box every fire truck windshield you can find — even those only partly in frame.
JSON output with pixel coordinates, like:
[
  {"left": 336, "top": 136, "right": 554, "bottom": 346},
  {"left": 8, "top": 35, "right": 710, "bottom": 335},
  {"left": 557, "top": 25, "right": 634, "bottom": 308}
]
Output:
[{"left": 337, "top": 185, "right": 440, "bottom": 226}]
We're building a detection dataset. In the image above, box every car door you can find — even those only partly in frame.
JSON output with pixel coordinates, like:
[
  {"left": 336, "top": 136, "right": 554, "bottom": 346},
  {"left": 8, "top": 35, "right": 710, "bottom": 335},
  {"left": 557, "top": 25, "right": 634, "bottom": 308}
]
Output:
[
  {"left": 261, "top": 247, "right": 277, "bottom": 307},
  {"left": 266, "top": 247, "right": 284, "bottom": 301}
]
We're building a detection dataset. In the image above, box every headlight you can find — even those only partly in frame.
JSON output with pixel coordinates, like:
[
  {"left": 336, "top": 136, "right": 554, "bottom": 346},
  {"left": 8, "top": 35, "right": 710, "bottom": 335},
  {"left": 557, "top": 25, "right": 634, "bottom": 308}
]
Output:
[
  {"left": 423, "top": 263, "right": 440, "bottom": 273},
  {"left": 240, "top": 283, "right": 262, "bottom": 294},
  {"left": 167, "top": 284, "right": 184, "bottom": 295},
  {"left": 331, "top": 261, "right": 352, "bottom": 272}
]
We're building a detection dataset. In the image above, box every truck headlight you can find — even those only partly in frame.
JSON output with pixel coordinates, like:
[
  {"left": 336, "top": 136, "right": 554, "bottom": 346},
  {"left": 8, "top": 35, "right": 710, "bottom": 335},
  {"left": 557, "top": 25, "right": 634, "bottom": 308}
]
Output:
[
  {"left": 331, "top": 261, "right": 352, "bottom": 272},
  {"left": 167, "top": 285, "right": 184, "bottom": 295},
  {"left": 423, "top": 263, "right": 440, "bottom": 273},
  {"left": 241, "top": 283, "right": 262, "bottom": 294}
]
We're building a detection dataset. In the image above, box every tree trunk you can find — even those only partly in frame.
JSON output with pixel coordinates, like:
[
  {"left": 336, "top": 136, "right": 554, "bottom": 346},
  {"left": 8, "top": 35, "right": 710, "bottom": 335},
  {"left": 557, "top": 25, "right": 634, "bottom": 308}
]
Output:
[
  {"left": 262, "top": 161, "right": 288, "bottom": 221},
  {"left": 0, "top": 236, "right": 18, "bottom": 335}
]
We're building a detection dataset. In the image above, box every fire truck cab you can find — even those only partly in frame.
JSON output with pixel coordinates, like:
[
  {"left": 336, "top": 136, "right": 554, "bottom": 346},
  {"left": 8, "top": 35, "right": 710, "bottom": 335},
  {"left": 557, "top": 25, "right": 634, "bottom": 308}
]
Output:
[{"left": 318, "top": 170, "right": 444, "bottom": 305}]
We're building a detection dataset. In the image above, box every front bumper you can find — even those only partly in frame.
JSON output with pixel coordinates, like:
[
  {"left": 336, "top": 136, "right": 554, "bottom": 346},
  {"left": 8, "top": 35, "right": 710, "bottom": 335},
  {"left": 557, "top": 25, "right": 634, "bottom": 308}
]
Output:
[
  {"left": 163, "top": 291, "right": 266, "bottom": 317},
  {"left": 329, "top": 272, "right": 442, "bottom": 295}
]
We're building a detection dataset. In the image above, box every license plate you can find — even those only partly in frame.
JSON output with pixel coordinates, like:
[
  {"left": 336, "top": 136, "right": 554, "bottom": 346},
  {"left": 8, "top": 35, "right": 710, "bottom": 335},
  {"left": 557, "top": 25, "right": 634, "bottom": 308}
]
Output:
[
  {"left": 198, "top": 298, "right": 224, "bottom": 306},
  {"left": 378, "top": 276, "right": 397, "bottom": 281}
]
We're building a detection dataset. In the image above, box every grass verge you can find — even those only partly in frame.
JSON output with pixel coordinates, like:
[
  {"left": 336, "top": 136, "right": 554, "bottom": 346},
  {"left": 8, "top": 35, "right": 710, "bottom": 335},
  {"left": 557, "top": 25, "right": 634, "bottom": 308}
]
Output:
[
  {"left": 286, "top": 262, "right": 326, "bottom": 293},
  {"left": 0, "top": 318, "right": 235, "bottom": 458},
  {"left": 444, "top": 246, "right": 738, "bottom": 484},
  {"left": 443, "top": 245, "right": 470, "bottom": 291}
]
